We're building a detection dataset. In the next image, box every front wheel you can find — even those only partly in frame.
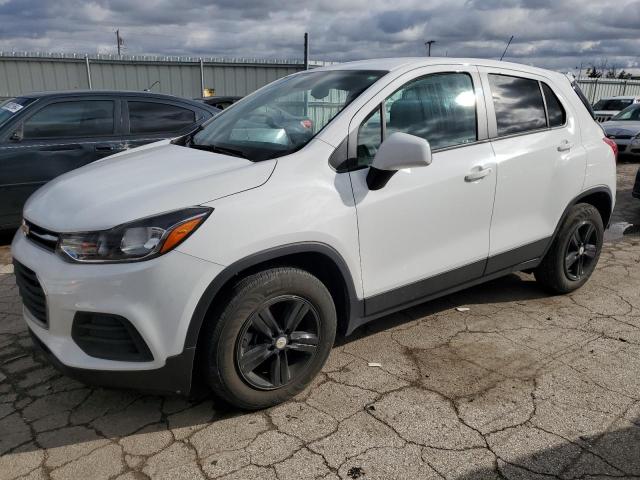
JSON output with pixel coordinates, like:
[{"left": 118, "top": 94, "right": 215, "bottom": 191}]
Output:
[
  {"left": 203, "top": 267, "right": 336, "bottom": 410},
  {"left": 534, "top": 203, "right": 604, "bottom": 294}
]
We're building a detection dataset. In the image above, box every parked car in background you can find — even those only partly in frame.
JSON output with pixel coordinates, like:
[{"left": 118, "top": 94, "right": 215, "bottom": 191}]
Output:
[
  {"left": 593, "top": 95, "right": 640, "bottom": 123},
  {"left": 197, "top": 95, "right": 242, "bottom": 110},
  {"left": 13, "top": 58, "right": 616, "bottom": 409},
  {"left": 602, "top": 103, "right": 640, "bottom": 157},
  {"left": 0, "top": 91, "right": 219, "bottom": 230}
]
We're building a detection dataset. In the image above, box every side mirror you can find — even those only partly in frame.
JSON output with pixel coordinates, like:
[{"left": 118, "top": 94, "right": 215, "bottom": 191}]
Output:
[{"left": 366, "top": 132, "right": 432, "bottom": 190}]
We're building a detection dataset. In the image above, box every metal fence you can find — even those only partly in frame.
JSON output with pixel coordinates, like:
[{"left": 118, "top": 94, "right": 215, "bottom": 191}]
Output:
[
  {"left": 3, "top": 52, "right": 639, "bottom": 107},
  {"left": 0, "top": 51, "right": 309, "bottom": 100},
  {"left": 576, "top": 78, "right": 640, "bottom": 104}
]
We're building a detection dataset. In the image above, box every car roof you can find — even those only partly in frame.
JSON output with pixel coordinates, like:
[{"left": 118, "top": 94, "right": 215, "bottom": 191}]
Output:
[
  {"left": 16, "top": 90, "right": 219, "bottom": 110},
  {"left": 312, "top": 57, "right": 568, "bottom": 80}
]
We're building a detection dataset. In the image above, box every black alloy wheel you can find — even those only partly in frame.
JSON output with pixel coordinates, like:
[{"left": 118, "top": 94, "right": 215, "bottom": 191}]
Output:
[
  {"left": 236, "top": 295, "right": 320, "bottom": 390},
  {"left": 564, "top": 220, "right": 599, "bottom": 281}
]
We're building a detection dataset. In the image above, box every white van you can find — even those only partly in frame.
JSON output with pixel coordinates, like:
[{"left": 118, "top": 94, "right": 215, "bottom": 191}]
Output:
[{"left": 12, "top": 58, "right": 617, "bottom": 409}]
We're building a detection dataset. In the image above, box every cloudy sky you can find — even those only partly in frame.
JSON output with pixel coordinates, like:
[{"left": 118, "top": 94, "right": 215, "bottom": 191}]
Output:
[{"left": 0, "top": 0, "right": 639, "bottom": 74}]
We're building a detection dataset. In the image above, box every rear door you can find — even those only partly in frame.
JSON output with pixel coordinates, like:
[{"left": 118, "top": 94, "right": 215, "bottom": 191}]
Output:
[
  {"left": 121, "top": 98, "right": 209, "bottom": 150},
  {"left": 0, "top": 97, "right": 121, "bottom": 228},
  {"left": 478, "top": 68, "right": 586, "bottom": 273}
]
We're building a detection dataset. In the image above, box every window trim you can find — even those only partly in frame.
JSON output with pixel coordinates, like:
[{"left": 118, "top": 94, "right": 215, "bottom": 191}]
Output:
[
  {"left": 348, "top": 70, "right": 483, "bottom": 171},
  {"left": 20, "top": 98, "right": 118, "bottom": 141}
]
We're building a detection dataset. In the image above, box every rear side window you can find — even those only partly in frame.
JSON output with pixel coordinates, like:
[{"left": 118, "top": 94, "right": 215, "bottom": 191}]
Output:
[
  {"left": 489, "top": 74, "right": 546, "bottom": 136},
  {"left": 128, "top": 102, "right": 196, "bottom": 134},
  {"left": 541, "top": 83, "right": 566, "bottom": 127},
  {"left": 23, "top": 100, "right": 114, "bottom": 139}
]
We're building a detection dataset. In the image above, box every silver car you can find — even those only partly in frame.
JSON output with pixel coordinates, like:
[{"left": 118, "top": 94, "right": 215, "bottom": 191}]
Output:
[{"left": 602, "top": 103, "right": 640, "bottom": 156}]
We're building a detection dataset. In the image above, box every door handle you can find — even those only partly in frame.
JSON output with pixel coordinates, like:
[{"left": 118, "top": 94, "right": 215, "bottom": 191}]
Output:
[
  {"left": 465, "top": 166, "right": 492, "bottom": 182},
  {"left": 95, "top": 144, "right": 115, "bottom": 152},
  {"left": 557, "top": 141, "right": 574, "bottom": 152}
]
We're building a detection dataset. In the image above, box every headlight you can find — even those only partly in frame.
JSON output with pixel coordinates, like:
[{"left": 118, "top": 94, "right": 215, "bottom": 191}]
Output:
[{"left": 57, "top": 207, "right": 212, "bottom": 263}]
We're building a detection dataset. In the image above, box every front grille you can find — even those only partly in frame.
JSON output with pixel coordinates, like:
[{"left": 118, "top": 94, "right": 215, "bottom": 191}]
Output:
[
  {"left": 24, "top": 221, "right": 59, "bottom": 252},
  {"left": 13, "top": 261, "right": 48, "bottom": 327},
  {"left": 72, "top": 312, "right": 153, "bottom": 362},
  {"left": 596, "top": 115, "right": 612, "bottom": 123},
  {"left": 609, "top": 134, "right": 633, "bottom": 140}
]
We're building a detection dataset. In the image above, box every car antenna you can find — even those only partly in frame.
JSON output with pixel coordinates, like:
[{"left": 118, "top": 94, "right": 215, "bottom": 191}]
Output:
[
  {"left": 500, "top": 35, "right": 514, "bottom": 61},
  {"left": 144, "top": 80, "right": 160, "bottom": 92}
]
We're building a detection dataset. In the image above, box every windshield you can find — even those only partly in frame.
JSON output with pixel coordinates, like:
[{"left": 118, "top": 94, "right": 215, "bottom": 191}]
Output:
[
  {"left": 593, "top": 98, "right": 634, "bottom": 111},
  {"left": 0, "top": 97, "right": 34, "bottom": 128},
  {"left": 611, "top": 104, "right": 640, "bottom": 121},
  {"left": 191, "top": 70, "right": 387, "bottom": 161}
]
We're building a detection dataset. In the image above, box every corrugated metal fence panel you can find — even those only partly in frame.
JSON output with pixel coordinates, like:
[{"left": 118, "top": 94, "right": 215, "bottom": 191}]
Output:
[
  {"left": 89, "top": 62, "right": 202, "bottom": 97},
  {"left": 0, "top": 52, "right": 305, "bottom": 100},
  {"left": 202, "top": 65, "right": 299, "bottom": 97},
  {"left": 577, "top": 79, "right": 640, "bottom": 104},
  {"left": 0, "top": 58, "right": 89, "bottom": 97}
]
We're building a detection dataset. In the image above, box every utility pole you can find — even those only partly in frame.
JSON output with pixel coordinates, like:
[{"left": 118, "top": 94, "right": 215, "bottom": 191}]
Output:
[
  {"left": 115, "top": 30, "right": 123, "bottom": 57},
  {"left": 304, "top": 32, "right": 309, "bottom": 70},
  {"left": 425, "top": 40, "right": 436, "bottom": 56},
  {"left": 500, "top": 35, "right": 513, "bottom": 61}
]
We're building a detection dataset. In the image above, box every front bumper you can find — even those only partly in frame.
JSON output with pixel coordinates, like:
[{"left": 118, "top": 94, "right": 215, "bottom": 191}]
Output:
[{"left": 11, "top": 231, "right": 225, "bottom": 394}]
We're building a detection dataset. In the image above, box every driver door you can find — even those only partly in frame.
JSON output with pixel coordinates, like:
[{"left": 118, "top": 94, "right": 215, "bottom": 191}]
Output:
[{"left": 348, "top": 66, "right": 497, "bottom": 316}]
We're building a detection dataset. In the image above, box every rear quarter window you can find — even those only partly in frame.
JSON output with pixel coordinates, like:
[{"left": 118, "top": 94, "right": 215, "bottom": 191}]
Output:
[{"left": 541, "top": 83, "right": 566, "bottom": 127}]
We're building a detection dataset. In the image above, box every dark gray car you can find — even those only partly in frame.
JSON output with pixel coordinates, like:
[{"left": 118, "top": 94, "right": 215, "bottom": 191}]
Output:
[{"left": 0, "top": 91, "right": 219, "bottom": 229}]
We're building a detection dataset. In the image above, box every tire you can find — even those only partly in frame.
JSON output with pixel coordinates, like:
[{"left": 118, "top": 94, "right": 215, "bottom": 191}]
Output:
[
  {"left": 534, "top": 203, "right": 604, "bottom": 294},
  {"left": 203, "top": 267, "right": 336, "bottom": 410}
]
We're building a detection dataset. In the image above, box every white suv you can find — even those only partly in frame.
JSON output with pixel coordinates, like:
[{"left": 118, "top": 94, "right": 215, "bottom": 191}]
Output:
[{"left": 12, "top": 58, "right": 617, "bottom": 409}]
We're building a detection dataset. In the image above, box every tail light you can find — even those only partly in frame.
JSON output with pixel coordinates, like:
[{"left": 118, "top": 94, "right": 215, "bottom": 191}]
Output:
[
  {"left": 300, "top": 119, "right": 313, "bottom": 129},
  {"left": 603, "top": 137, "right": 618, "bottom": 161}
]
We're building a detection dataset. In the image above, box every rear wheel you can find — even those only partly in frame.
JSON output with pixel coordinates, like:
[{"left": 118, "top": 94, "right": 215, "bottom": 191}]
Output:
[
  {"left": 534, "top": 203, "right": 604, "bottom": 293},
  {"left": 203, "top": 267, "right": 336, "bottom": 410}
]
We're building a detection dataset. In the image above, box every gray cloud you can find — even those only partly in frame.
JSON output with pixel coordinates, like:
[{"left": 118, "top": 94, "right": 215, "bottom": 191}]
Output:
[{"left": 0, "top": 0, "right": 638, "bottom": 73}]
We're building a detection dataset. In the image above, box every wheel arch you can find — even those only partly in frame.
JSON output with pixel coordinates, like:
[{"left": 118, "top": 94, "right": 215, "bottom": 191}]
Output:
[
  {"left": 572, "top": 186, "right": 613, "bottom": 228},
  {"left": 184, "top": 242, "right": 362, "bottom": 354}
]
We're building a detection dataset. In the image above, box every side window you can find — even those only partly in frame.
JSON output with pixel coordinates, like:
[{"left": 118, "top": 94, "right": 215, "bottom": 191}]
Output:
[
  {"left": 128, "top": 102, "right": 196, "bottom": 134},
  {"left": 23, "top": 101, "right": 114, "bottom": 139},
  {"left": 385, "top": 73, "right": 477, "bottom": 150},
  {"left": 541, "top": 83, "right": 566, "bottom": 127},
  {"left": 355, "top": 72, "right": 477, "bottom": 167},
  {"left": 489, "top": 74, "right": 546, "bottom": 136},
  {"left": 356, "top": 106, "right": 382, "bottom": 168}
]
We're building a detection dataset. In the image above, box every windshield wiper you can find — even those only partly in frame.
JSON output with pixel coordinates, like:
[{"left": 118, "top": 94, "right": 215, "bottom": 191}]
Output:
[{"left": 189, "top": 143, "right": 248, "bottom": 159}]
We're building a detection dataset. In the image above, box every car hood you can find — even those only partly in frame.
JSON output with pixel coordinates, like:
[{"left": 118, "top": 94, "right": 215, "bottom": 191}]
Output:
[
  {"left": 602, "top": 121, "right": 640, "bottom": 136},
  {"left": 24, "top": 141, "right": 276, "bottom": 232}
]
